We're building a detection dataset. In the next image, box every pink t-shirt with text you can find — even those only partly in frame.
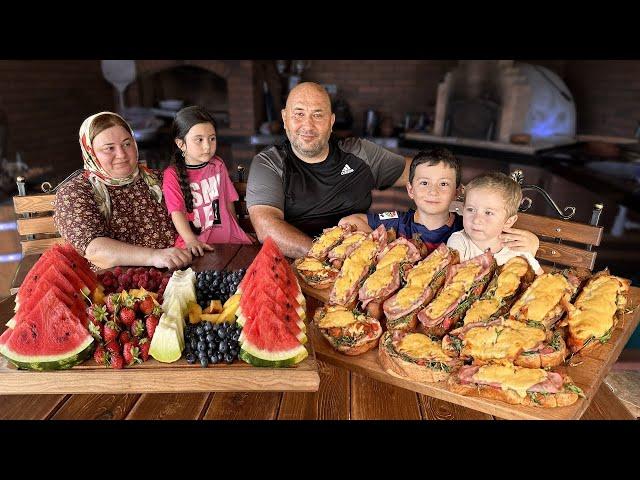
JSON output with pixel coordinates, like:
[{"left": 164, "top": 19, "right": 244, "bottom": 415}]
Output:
[{"left": 163, "top": 156, "right": 252, "bottom": 246}]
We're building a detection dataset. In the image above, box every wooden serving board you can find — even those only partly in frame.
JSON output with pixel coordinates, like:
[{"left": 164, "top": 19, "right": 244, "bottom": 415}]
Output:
[
  {"left": 0, "top": 297, "right": 320, "bottom": 395},
  {"left": 301, "top": 282, "right": 640, "bottom": 420}
]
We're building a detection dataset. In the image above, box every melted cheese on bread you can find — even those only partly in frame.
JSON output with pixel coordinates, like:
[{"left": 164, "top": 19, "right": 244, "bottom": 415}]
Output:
[
  {"left": 332, "top": 239, "right": 378, "bottom": 300},
  {"left": 495, "top": 257, "right": 530, "bottom": 298},
  {"left": 377, "top": 244, "right": 409, "bottom": 270},
  {"left": 464, "top": 298, "right": 501, "bottom": 323},
  {"left": 309, "top": 227, "right": 343, "bottom": 257},
  {"left": 473, "top": 363, "right": 548, "bottom": 398},
  {"left": 317, "top": 306, "right": 358, "bottom": 329},
  {"left": 330, "top": 232, "right": 366, "bottom": 258},
  {"left": 569, "top": 276, "right": 622, "bottom": 341},
  {"left": 396, "top": 333, "right": 451, "bottom": 362},
  {"left": 462, "top": 319, "right": 546, "bottom": 361},
  {"left": 394, "top": 249, "right": 444, "bottom": 308},
  {"left": 426, "top": 263, "right": 481, "bottom": 318},
  {"left": 362, "top": 263, "right": 395, "bottom": 294},
  {"left": 509, "top": 273, "right": 570, "bottom": 322},
  {"left": 297, "top": 257, "right": 326, "bottom": 272}
]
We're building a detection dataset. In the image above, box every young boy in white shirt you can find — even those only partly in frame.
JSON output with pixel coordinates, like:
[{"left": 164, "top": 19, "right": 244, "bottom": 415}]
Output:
[{"left": 447, "top": 172, "right": 544, "bottom": 274}]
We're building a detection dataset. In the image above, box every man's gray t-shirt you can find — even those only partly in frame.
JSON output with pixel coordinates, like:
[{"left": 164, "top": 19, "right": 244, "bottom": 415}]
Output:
[{"left": 246, "top": 137, "right": 405, "bottom": 236}]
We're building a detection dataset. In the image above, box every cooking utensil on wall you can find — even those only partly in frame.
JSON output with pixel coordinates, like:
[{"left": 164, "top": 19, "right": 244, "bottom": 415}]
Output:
[{"left": 101, "top": 60, "right": 137, "bottom": 113}]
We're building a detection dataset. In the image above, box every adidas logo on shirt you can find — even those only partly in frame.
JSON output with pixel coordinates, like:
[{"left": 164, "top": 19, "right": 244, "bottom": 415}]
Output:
[{"left": 340, "top": 163, "right": 354, "bottom": 175}]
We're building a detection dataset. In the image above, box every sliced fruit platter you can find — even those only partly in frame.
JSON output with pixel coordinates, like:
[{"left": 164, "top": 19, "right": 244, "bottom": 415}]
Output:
[
  {"left": 0, "top": 240, "right": 320, "bottom": 394},
  {"left": 295, "top": 223, "right": 640, "bottom": 419}
]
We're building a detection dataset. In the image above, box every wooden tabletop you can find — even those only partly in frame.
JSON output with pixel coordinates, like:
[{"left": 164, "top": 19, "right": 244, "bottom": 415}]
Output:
[{"left": 0, "top": 244, "right": 635, "bottom": 420}]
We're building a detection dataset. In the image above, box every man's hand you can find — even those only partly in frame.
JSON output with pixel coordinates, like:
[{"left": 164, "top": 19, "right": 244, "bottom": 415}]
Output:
[
  {"left": 500, "top": 227, "right": 539, "bottom": 256},
  {"left": 249, "top": 205, "right": 313, "bottom": 258}
]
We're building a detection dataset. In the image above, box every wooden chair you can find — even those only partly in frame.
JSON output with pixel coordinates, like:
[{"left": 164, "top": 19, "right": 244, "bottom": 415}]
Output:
[{"left": 233, "top": 165, "right": 255, "bottom": 235}]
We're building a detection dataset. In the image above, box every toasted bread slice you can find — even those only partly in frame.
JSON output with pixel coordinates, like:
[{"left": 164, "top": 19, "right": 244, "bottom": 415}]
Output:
[
  {"left": 313, "top": 305, "right": 382, "bottom": 356},
  {"left": 378, "top": 331, "right": 462, "bottom": 383},
  {"left": 447, "top": 363, "right": 582, "bottom": 408},
  {"left": 293, "top": 256, "right": 339, "bottom": 290},
  {"left": 307, "top": 224, "right": 354, "bottom": 259}
]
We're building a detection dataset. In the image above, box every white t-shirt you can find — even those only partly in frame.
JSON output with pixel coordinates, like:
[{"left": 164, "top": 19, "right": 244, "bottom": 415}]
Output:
[{"left": 447, "top": 230, "right": 542, "bottom": 273}]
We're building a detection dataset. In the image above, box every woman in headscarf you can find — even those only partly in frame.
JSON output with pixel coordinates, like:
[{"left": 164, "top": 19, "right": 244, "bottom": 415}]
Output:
[{"left": 54, "top": 111, "right": 193, "bottom": 270}]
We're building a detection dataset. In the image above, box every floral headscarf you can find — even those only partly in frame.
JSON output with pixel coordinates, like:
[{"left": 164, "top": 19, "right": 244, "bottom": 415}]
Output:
[{"left": 78, "top": 111, "right": 163, "bottom": 221}]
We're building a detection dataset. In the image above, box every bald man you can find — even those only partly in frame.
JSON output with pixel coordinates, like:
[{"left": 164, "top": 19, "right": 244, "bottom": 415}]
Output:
[{"left": 246, "top": 82, "right": 411, "bottom": 258}]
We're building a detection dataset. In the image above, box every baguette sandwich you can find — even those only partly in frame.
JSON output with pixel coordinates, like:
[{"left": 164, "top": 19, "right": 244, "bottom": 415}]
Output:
[
  {"left": 293, "top": 256, "right": 340, "bottom": 290},
  {"left": 307, "top": 224, "right": 355, "bottom": 260},
  {"left": 509, "top": 270, "right": 581, "bottom": 329},
  {"left": 382, "top": 244, "right": 460, "bottom": 332},
  {"left": 442, "top": 317, "right": 567, "bottom": 368},
  {"left": 358, "top": 238, "right": 423, "bottom": 320},
  {"left": 378, "top": 330, "right": 462, "bottom": 383},
  {"left": 329, "top": 225, "right": 387, "bottom": 308},
  {"left": 313, "top": 305, "right": 382, "bottom": 355},
  {"left": 463, "top": 256, "right": 536, "bottom": 324},
  {"left": 561, "top": 269, "right": 630, "bottom": 354},
  {"left": 417, "top": 250, "right": 497, "bottom": 338},
  {"left": 327, "top": 231, "right": 368, "bottom": 269},
  {"left": 447, "top": 362, "right": 584, "bottom": 408}
]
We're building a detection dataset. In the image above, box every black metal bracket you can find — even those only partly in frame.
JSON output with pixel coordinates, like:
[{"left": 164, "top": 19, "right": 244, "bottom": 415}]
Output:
[
  {"left": 39, "top": 169, "right": 84, "bottom": 194},
  {"left": 511, "top": 169, "right": 576, "bottom": 220}
]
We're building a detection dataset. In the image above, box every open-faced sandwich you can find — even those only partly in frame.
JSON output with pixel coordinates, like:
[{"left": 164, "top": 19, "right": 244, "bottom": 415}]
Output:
[
  {"left": 463, "top": 256, "right": 536, "bottom": 324},
  {"left": 382, "top": 244, "right": 460, "bottom": 332},
  {"left": 442, "top": 317, "right": 567, "bottom": 368},
  {"left": 307, "top": 224, "right": 355, "bottom": 260},
  {"left": 313, "top": 304, "right": 382, "bottom": 355},
  {"left": 327, "top": 231, "right": 368, "bottom": 269},
  {"left": 293, "top": 256, "right": 340, "bottom": 290},
  {"left": 417, "top": 250, "right": 497, "bottom": 338},
  {"left": 447, "top": 362, "right": 584, "bottom": 408},
  {"left": 378, "top": 330, "right": 462, "bottom": 383},
  {"left": 509, "top": 270, "right": 581, "bottom": 329},
  {"left": 561, "top": 269, "right": 631, "bottom": 354},
  {"left": 358, "top": 237, "right": 423, "bottom": 320},
  {"left": 329, "top": 225, "right": 387, "bottom": 308}
]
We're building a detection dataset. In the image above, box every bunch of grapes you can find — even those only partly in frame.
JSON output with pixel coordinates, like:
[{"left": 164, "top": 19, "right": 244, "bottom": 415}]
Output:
[{"left": 98, "top": 267, "right": 171, "bottom": 298}]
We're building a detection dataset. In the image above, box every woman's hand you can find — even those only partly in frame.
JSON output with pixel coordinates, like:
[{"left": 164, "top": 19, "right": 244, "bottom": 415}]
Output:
[
  {"left": 500, "top": 227, "right": 539, "bottom": 256},
  {"left": 153, "top": 247, "right": 194, "bottom": 270},
  {"left": 184, "top": 239, "right": 215, "bottom": 257}
]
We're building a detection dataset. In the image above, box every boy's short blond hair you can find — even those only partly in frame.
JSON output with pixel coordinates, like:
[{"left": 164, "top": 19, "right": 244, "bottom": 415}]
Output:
[{"left": 465, "top": 172, "right": 522, "bottom": 218}]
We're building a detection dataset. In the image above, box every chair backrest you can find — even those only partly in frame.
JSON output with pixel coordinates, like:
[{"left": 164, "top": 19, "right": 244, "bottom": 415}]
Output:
[
  {"left": 233, "top": 180, "right": 254, "bottom": 233},
  {"left": 13, "top": 177, "right": 64, "bottom": 255},
  {"left": 449, "top": 201, "right": 604, "bottom": 271}
]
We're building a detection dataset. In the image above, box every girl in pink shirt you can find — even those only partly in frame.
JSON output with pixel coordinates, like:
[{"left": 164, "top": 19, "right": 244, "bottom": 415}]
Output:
[{"left": 163, "top": 106, "right": 252, "bottom": 256}]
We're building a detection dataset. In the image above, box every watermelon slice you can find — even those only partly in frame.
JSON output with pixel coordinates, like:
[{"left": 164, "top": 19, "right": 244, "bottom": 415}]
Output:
[
  {"left": 0, "top": 290, "right": 94, "bottom": 370},
  {"left": 16, "top": 280, "right": 87, "bottom": 327},
  {"left": 239, "top": 303, "right": 308, "bottom": 368},
  {"left": 238, "top": 290, "right": 306, "bottom": 343},
  {"left": 44, "top": 248, "right": 97, "bottom": 292}
]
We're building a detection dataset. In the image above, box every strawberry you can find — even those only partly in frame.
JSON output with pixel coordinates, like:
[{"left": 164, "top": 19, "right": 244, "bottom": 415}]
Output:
[
  {"left": 138, "top": 296, "right": 156, "bottom": 316},
  {"left": 119, "top": 331, "right": 132, "bottom": 345},
  {"left": 93, "top": 345, "right": 109, "bottom": 366},
  {"left": 122, "top": 342, "right": 141, "bottom": 366},
  {"left": 88, "top": 321, "right": 102, "bottom": 342},
  {"left": 105, "top": 293, "right": 121, "bottom": 314},
  {"left": 138, "top": 338, "right": 150, "bottom": 361},
  {"left": 145, "top": 314, "right": 159, "bottom": 340},
  {"left": 130, "top": 319, "right": 145, "bottom": 338},
  {"left": 109, "top": 353, "right": 125, "bottom": 369},
  {"left": 119, "top": 307, "right": 136, "bottom": 327},
  {"left": 104, "top": 340, "right": 121, "bottom": 357},
  {"left": 103, "top": 320, "right": 120, "bottom": 344},
  {"left": 87, "top": 304, "right": 107, "bottom": 326}
]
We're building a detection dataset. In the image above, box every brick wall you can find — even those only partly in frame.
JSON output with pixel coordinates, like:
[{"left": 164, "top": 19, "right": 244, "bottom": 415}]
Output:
[
  {"left": 0, "top": 60, "right": 114, "bottom": 185},
  {"left": 564, "top": 60, "right": 640, "bottom": 137},
  {"left": 303, "top": 60, "right": 458, "bottom": 133}
]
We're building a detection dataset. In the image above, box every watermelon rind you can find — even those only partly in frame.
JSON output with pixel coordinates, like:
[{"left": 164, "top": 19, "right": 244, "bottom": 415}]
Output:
[
  {"left": 239, "top": 341, "right": 308, "bottom": 367},
  {"left": 0, "top": 335, "right": 94, "bottom": 371}
]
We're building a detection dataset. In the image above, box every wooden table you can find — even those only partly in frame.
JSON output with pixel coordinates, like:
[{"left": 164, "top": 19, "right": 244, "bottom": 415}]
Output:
[{"left": 0, "top": 245, "right": 635, "bottom": 420}]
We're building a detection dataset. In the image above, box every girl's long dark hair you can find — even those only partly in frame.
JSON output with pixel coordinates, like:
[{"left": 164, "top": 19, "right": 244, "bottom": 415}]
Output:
[{"left": 170, "top": 106, "right": 218, "bottom": 235}]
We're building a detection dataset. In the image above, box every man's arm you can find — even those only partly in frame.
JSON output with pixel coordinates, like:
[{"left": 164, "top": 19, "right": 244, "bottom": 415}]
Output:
[
  {"left": 248, "top": 205, "right": 312, "bottom": 258},
  {"left": 85, "top": 237, "right": 192, "bottom": 270},
  {"left": 392, "top": 156, "right": 412, "bottom": 187}
]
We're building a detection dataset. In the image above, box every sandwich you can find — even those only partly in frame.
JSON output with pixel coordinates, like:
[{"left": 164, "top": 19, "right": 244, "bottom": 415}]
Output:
[
  {"left": 382, "top": 244, "right": 460, "bottom": 332},
  {"left": 329, "top": 225, "right": 387, "bottom": 308},
  {"left": 327, "top": 231, "right": 368, "bottom": 269},
  {"left": 417, "top": 250, "right": 497, "bottom": 338},
  {"left": 509, "top": 270, "right": 581, "bottom": 329},
  {"left": 378, "top": 330, "right": 463, "bottom": 383},
  {"left": 307, "top": 224, "right": 355, "bottom": 260},
  {"left": 313, "top": 305, "right": 382, "bottom": 355},
  {"left": 463, "top": 256, "right": 536, "bottom": 324},
  {"left": 447, "top": 362, "right": 584, "bottom": 408},
  {"left": 293, "top": 256, "right": 340, "bottom": 290},
  {"left": 358, "top": 238, "right": 423, "bottom": 320},
  {"left": 442, "top": 317, "right": 567, "bottom": 368},
  {"left": 561, "top": 269, "right": 631, "bottom": 354}
]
